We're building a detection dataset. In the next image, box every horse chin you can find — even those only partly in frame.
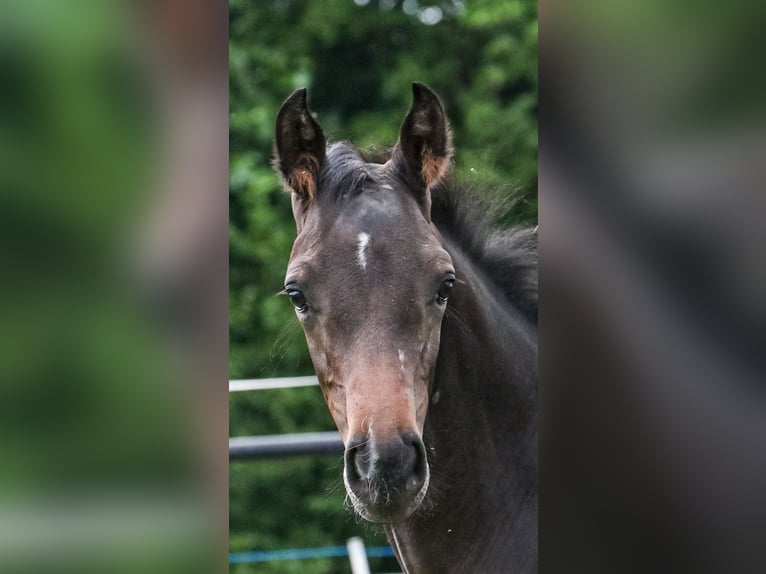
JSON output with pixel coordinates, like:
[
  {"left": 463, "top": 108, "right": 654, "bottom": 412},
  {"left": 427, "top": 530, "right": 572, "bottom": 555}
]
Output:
[{"left": 346, "top": 472, "right": 430, "bottom": 524}]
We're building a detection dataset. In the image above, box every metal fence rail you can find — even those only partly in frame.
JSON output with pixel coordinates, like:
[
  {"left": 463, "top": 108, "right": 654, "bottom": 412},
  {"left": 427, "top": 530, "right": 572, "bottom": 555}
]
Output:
[
  {"left": 229, "top": 540, "right": 394, "bottom": 564},
  {"left": 229, "top": 431, "right": 343, "bottom": 460},
  {"left": 229, "top": 376, "right": 318, "bottom": 392}
]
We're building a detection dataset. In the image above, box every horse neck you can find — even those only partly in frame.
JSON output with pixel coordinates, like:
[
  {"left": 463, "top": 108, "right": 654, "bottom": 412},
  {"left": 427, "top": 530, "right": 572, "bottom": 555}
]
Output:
[
  {"left": 386, "top": 238, "right": 538, "bottom": 574},
  {"left": 431, "top": 237, "right": 537, "bottom": 454}
]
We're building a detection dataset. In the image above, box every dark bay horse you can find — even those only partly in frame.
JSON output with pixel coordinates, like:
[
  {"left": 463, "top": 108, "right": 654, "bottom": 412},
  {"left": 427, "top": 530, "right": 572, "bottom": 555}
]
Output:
[{"left": 274, "top": 83, "right": 537, "bottom": 573}]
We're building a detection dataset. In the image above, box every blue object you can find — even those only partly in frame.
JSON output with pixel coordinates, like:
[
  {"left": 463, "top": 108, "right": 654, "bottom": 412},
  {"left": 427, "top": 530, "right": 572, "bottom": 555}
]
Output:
[{"left": 229, "top": 545, "right": 395, "bottom": 563}]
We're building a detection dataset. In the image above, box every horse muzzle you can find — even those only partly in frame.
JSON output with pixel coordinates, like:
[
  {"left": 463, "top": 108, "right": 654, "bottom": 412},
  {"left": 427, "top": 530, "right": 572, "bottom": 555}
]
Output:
[{"left": 343, "top": 432, "right": 430, "bottom": 523}]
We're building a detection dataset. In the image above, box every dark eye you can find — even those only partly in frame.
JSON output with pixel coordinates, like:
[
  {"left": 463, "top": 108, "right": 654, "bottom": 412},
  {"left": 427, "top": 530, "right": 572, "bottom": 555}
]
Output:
[
  {"left": 287, "top": 289, "right": 308, "bottom": 312},
  {"left": 436, "top": 278, "right": 455, "bottom": 304}
]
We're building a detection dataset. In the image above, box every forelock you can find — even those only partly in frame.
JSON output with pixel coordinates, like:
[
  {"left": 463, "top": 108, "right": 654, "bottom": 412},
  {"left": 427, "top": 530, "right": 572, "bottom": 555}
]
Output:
[{"left": 317, "top": 142, "right": 373, "bottom": 203}]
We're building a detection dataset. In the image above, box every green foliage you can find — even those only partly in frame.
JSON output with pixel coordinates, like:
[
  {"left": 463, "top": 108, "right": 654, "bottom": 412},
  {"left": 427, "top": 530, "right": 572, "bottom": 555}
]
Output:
[{"left": 230, "top": 1, "right": 537, "bottom": 571}]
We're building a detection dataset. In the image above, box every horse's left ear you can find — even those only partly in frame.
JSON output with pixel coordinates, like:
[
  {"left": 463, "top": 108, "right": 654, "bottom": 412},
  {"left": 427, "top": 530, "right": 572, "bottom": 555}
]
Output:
[{"left": 392, "top": 82, "right": 453, "bottom": 197}]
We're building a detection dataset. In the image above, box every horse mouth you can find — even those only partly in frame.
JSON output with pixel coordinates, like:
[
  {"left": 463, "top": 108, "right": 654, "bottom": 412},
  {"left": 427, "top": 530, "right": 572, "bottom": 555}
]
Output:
[
  {"left": 342, "top": 431, "right": 431, "bottom": 523},
  {"left": 344, "top": 468, "right": 430, "bottom": 524}
]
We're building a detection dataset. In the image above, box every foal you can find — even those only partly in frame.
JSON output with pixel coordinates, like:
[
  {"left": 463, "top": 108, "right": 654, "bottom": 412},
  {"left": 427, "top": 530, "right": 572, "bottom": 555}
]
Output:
[{"left": 274, "top": 83, "right": 537, "bottom": 573}]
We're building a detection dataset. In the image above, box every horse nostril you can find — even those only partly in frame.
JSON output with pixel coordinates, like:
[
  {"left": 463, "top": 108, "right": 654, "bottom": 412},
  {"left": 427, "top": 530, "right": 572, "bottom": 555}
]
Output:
[
  {"left": 345, "top": 437, "right": 370, "bottom": 483},
  {"left": 401, "top": 432, "right": 428, "bottom": 482}
]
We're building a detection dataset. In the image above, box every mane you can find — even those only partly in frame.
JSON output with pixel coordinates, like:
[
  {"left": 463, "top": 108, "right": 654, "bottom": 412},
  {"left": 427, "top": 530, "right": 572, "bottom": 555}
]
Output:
[
  {"left": 326, "top": 143, "right": 539, "bottom": 324},
  {"left": 430, "top": 178, "right": 538, "bottom": 325}
]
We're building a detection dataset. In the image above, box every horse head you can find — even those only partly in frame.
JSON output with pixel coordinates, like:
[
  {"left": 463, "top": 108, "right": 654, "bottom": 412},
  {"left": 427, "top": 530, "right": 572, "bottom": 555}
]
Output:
[{"left": 274, "top": 83, "right": 454, "bottom": 523}]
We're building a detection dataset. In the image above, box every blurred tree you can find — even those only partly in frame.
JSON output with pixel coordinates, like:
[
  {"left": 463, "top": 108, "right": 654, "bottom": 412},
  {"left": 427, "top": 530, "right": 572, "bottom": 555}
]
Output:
[{"left": 229, "top": 1, "right": 536, "bottom": 571}]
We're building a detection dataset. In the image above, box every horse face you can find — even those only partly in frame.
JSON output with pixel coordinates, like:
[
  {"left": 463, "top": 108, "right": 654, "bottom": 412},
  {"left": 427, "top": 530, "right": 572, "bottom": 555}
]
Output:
[{"left": 276, "top": 84, "right": 454, "bottom": 523}]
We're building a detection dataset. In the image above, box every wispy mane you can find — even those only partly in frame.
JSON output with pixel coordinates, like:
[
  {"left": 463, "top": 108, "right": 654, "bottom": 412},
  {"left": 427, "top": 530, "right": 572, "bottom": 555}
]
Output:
[{"left": 429, "top": 178, "right": 538, "bottom": 324}]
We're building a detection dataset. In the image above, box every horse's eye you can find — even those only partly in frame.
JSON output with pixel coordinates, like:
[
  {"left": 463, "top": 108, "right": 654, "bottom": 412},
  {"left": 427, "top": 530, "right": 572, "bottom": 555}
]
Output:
[
  {"left": 436, "top": 279, "right": 455, "bottom": 304},
  {"left": 287, "top": 289, "right": 308, "bottom": 312}
]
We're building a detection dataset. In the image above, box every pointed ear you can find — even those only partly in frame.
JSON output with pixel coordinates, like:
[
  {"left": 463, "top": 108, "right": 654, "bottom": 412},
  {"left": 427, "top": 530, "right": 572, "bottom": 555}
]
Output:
[
  {"left": 392, "top": 82, "right": 453, "bottom": 191},
  {"left": 273, "top": 88, "right": 326, "bottom": 200}
]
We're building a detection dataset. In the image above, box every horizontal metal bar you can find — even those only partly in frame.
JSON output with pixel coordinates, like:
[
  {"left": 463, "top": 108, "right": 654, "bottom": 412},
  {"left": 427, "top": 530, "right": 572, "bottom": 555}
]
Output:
[
  {"left": 229, "top": 376, "right": 319, "bottom": 392},
  {"left": 229, "top": 431, "right": 344, "bottom": 460},
  {"left": 229, "top": 545, "right": 394, "bottom": 564}
]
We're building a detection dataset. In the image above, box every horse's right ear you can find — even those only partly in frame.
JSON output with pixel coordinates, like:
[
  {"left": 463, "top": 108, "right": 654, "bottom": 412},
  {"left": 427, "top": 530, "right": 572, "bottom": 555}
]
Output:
[{"left": 273, "top": 88, "right": 326, "bottom": 201}]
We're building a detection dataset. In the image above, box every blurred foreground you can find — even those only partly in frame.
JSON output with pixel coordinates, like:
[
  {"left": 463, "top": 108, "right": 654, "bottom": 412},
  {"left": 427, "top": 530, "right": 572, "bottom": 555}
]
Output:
[
  {"left": 542, "top": 1, "right": 766, "bottom": 572},
  {"left": 0, "top": 1, "right": 227, "bottom": 572}
]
